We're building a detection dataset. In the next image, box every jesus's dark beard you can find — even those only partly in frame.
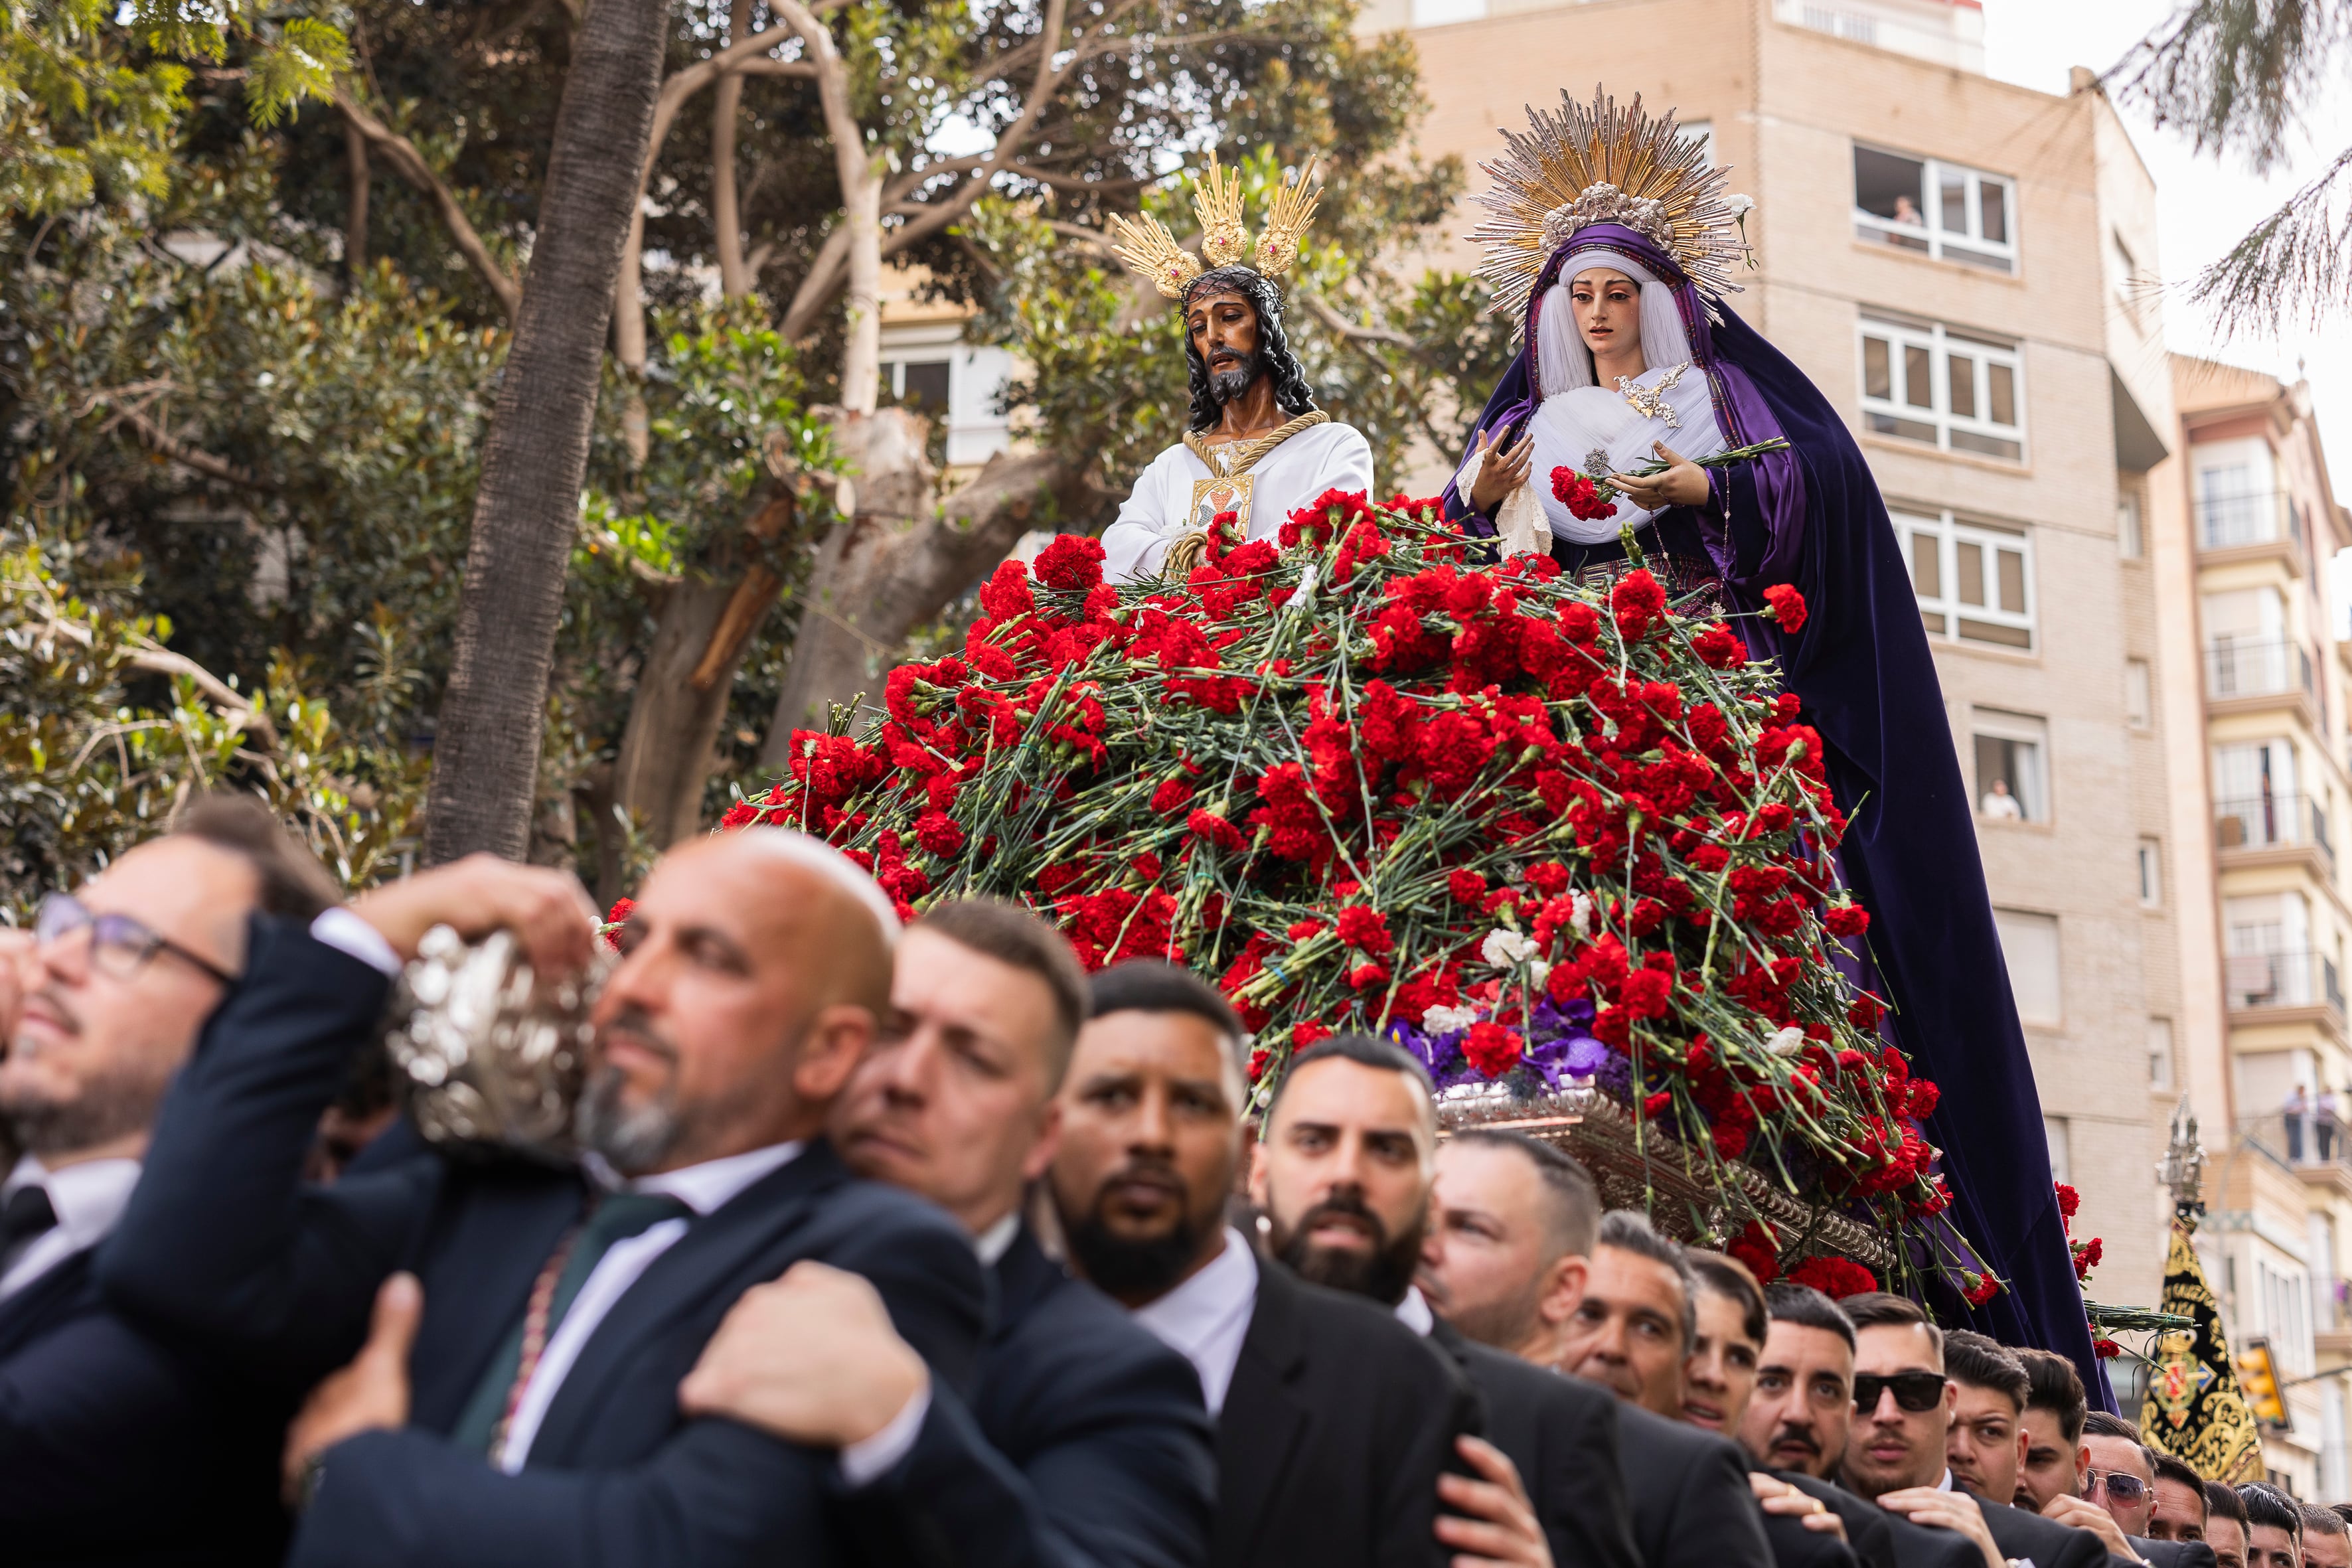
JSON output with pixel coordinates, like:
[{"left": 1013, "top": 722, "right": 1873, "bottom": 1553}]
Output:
[{"left": 1206, "top": 346, "right": 1263, "bottom": 406}]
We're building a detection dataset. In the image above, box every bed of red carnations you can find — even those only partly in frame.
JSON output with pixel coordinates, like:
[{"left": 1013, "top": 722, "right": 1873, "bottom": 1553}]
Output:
[{"left": 720, "top": 490, "right": 1986, "bottom": 1294}]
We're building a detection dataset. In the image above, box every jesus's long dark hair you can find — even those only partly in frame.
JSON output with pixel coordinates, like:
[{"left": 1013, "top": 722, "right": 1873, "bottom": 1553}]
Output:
[{"left": 1182, "top": 266, "right": 1317, "bottom": 433}]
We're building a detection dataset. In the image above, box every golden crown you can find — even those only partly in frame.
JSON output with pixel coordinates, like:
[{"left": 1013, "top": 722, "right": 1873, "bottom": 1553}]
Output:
[
  {"left": 1470, "top": 88, "right": 1753, "bottom": 331},
  {"left": 1106, "top": 150, "right": 1324, "bottom": 301}
]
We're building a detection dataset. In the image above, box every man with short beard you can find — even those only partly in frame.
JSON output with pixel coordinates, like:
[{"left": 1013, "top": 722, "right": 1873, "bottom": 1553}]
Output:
[
  {"left": 676, "top": 900, "right": 1215, "bottom": 1568},
  {"left": 2, "top": 796, "right": 341, "bottom": 1564},
  {"left": 1256, "top": 1050, "right": 1638, "bottom": 1568},
  {"left": 1048, "top": 972, "right": 1479, "bottom": 1568},
  {"left": 102, "top": 830, "right": 988, "bottom": 1568},
  {"left": 1097, "top": 250, "right": 1375, "bottom": 582}
]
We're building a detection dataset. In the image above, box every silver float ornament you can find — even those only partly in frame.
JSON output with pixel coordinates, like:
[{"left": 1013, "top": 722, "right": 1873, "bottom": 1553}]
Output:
[{"left": 382, "top": 923, "right": 607, "bottom": 1162}]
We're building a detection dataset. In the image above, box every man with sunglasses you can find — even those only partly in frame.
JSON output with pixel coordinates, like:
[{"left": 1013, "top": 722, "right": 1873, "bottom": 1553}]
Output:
[
  {"left": 1, "top": 795, "right": 343, "bottom": 1565},
  {"left": 1838, "top": 1294, "right": 2107, "bottom": 1568},
  {"left": 2077, "top": 1414, "right": 2215, "bottom": 1568}
]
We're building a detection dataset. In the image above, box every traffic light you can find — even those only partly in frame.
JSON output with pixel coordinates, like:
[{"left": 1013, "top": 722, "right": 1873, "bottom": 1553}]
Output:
[{"left": 2239, "top": 1338, "right": 2289, "bottom": 1428}]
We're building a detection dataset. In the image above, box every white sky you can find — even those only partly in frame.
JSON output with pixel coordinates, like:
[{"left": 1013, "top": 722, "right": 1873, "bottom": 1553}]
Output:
[{"left": 1975, "top": 0, "right": 2352, "bottom": 625}]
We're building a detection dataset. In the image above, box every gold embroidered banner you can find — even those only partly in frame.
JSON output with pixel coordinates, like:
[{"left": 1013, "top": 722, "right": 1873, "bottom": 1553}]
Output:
[{"left": 2140, "top": 1217, "right": 2262, "bottom": 1482}]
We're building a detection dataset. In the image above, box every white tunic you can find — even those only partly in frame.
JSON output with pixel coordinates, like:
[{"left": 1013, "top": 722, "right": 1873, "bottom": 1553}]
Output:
[{"left": 1103, "top": 420, "right": 1375, "bottom": 584}]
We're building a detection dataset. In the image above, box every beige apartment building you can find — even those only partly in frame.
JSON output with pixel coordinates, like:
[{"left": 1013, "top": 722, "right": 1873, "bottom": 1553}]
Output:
[
  {"left": 1378, "top": 0, "right": 2187, "bottom": 1332},
  {"left": 2148, "top": 358, "right": 2352, "bottom": 1492}
]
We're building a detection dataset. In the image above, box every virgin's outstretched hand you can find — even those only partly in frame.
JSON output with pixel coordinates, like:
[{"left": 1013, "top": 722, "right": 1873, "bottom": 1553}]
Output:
[
  {"left": 1608, "top": 441, "right": 1710, "bottom": 510},
  {"left": 1467, "top": 424, "right": 1535, "bottom": 514}
]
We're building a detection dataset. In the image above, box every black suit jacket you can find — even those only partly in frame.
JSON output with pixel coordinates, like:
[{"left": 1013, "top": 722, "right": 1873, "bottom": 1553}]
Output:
[
  {"left": 1425, "top": 1321, "right": 1639, "bottom": 1568},
  {"left": 1976, "top": 1497, "right": 2113, "bottom": 1568},
  {"left": 1774, "top": 1472, "right": 1977, "bottom": 1568},
  {"left": 0, "top": 1245, "right": 291, "bottom": 1566},
  {"left": 100, "top": 915, "right": 988, "bottom": 1568},
  {"left": 1212, "top": 1259, "right": 1480, "bottom": 1568},
  {"left": 1614, "top": 1401, "right": 1776, "bottom": 1568},
  {"left": 842, "top": 1223, "right": 1215, "bottom": 1568},
  {"left": 2133, "top": 1538, "right": 2219, "bottom": 1568}
]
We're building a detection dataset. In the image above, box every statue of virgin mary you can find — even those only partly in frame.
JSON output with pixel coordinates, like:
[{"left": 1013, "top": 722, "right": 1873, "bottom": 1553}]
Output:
[{"left": 1447, "top": 89, "right": 2104, "bottom": 1387}]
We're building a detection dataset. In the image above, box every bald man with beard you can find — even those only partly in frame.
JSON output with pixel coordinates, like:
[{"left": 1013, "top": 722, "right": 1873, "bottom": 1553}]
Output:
[{"left": 102, "top": 831, "right": 987, "bottom": 1568}]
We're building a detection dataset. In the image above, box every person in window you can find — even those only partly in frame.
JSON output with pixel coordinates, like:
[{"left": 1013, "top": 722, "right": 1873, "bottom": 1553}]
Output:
[
  {"left": 1891, "top": 195, "right": 1922, "bottom": 228},
  {"left": 2284, "top": 1085, "right": 2310, "bottom": 1163},
  {"left": 1445, "top": 88, "right": 2102, "bottom": 1391},
  {"left": 1979, "top": 781, "right": 2022, "bottom": 821}
]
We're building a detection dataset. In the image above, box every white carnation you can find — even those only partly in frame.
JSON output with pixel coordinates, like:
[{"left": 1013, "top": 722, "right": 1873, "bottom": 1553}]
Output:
[
  {"left": 1766, "top": 1025, "right": 1806, "bottom": 1057},
  {"left": 1481, "top": 929, "right": 1541, "bottom": 969},
  {"left": 1725, "top": 193, "right": 1756, "bottom": 218},
  {"left": 1423, "top": 1004, "right": 1481, "bottom": 1035}
]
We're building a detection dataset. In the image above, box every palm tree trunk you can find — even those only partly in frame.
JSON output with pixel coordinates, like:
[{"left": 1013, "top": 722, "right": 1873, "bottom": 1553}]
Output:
[{"left": 421, "top": 0, "right": 676, "bottom": 864}]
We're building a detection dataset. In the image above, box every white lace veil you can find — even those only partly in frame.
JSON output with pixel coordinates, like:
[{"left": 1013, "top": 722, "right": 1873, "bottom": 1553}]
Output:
[{"left": 1533, "top": 248, "right": 1695, "bottom": 397}]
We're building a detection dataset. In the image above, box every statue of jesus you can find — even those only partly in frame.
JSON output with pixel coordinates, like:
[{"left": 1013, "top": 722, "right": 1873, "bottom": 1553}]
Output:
[{"left": 1097, "top": 155, "right": 1373, "bottom": 583}]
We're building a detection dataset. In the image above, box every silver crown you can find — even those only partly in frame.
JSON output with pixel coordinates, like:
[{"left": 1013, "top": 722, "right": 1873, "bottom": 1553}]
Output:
[
  {"left": 1540, "top": 183, "right": 1673, "bottom": 257},
  {"left": 382, "top": 924, "right": 607, "bottom": 1163}
]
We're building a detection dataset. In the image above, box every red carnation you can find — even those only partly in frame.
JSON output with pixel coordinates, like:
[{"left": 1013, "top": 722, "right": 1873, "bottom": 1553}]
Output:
[
  {"left": 1823, "top": 903, "right": 1871, "bottom": 937},
  {"left": 1611, "top": 569, "right": 1668, "bottom": 640},
  {"left": 601, "top": 898, "right": 635, "bottom": 951},
  {"left": 1449, "top": 868, "right": 1488, "bottom": 904},
  {"left": 1962, "top": 1271, "right": 2002, "bottom": 1306},
  {"left": 1150, "top": 777, "right": 1196, "bottom": 814},
  {"left": 1785, "top": 1256, "right": 1877, "bottom": 1299},
  {"left": 914, "top": 811, "right": 967, "bottom": 858},
  {"left": 1187, "top": 808, "right": 1247, "bottom": 852},
  {"left": 1691, "top": 623, "right": 1746, "bottom": 670},
  {"left": 2054, "top": 1183, "right": 2080, "bottom": 1222},
  {"left": 1294, "top": 1020, "right": 1334, "bottom": 1049},
  {"left": 1549, "top": 467, "right": 1616, "bottom": 522},
  {"left": 1464, "top": 1022, "right": 1524, "bottom": 1078},
  {"left": 2094, "top": 1338, "right": 2122, "bottom": 1360},
  {"left": 1763, "top": 583, "right": 1808, "bottom": 633},
  {"left": 1336, "top": 905, "right": 1395, "bottom": 956},
  {"left": 1728, "top": 1222, "right": 1781, "bottom": 1285},
  {"left": 1034, "top": 534, "right": 1108, "bottom": 592}
]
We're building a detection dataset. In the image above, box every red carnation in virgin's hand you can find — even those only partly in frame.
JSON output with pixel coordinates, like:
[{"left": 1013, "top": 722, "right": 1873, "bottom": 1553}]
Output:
[
  {"left": 1034, "top": 534, "right": 1107, "bottom": 592},
  {"left": 1464, "top": 1022, "right": 1524, "bottom": 1078},
  {"left": 1763, "top": 583, "right": 1809, "bottom": 633},
  {"left": 1336, "top": 904, "right": 1395, "bottom": 956},
  {"left": 1785, "top": 1255, "right": 1877, "bottom": 1299},
  {"left": 1550, "top": 467, "right": 1616, "bottom": 522}
]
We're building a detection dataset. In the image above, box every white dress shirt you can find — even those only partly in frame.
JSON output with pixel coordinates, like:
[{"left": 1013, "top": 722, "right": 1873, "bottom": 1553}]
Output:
[
  {"left": 1392, "top": 1285, "right": 1436, "bottom": 1336},
  {"left": 0, "top": 1154, "right": 143, "bottom": 1301},
  {"left": 1130, "top": 1226, "right": 1259, "bottom": 1416},
  {"left": 497, "top": 1140, "right": 804, "bottom": 1471}
]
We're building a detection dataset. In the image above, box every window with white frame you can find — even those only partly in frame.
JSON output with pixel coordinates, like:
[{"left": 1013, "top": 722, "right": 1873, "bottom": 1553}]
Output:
[
  {"left": 2148, "top": 1017, "right": 2175, "bottom": 1091},
  {"left": 2126, "top": 659, "right": 2152, "bottom": 728},
  {"left": 1894, "top": 507, "right": 2033, "bottom": 649},
  {"left": 2043, "top": 1114, "right": 2072, "bottom": 1182},
  {"left": 2138, "top": 836, "right": 2163, "bottom": 905},
  {"left": 1852, "top": 145, "right": 2016, "bottom": 273},
  {"left": 878, "top": 331, "right": 1015, "bottom": 466},
  {"left": 2001, "top": 910, "right": 2063, "bottom": 1025},
  {"left": 1973, "top": 708, "right": 2049, "bottom": 823},
  {"left": 1860, "top": 315, "right": 2024, "bottom": 460},
  {"left": 2118, "top": 487, "right": 2145, "bottom": 559}
]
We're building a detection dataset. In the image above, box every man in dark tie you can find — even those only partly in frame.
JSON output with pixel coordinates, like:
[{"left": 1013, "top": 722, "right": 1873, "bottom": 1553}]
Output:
[
  {"left": 1836, "top": 1294, "right": 2106, "bottom": 1568},
  {"left": 675, "top": 898, "right": 1216, "bottom": 1568},
  {"left": 1047, "top": 965, "right": 1480, "bottom": 1568},
  {"left": 100, "top": 830, "right": 988, "bottom": 1568},
  {"left": 1250, "top": 1040, "right": 1638, "bottom": 1568},
  {"left": 1, "top": 796, "right": 343, "bottom": 1563}
]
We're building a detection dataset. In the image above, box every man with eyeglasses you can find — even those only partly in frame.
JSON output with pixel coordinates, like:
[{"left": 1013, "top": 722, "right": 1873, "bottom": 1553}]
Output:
[
  {"left": 1, "top": 795, "right": 343, "bottom": 1564},
  {"left": 2071, "top": 1414, "right": 2217, "bottom": 1568},
  {"left": 1837, "top": 1293, "right": 2107, "bottom": 1568}
]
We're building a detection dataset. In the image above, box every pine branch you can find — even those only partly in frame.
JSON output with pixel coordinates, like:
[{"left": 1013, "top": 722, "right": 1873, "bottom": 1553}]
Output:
[
  {"left": 2186, "top": 143, "right": 2352, "bottom": 335},
  {"left": 2107, "top": 0, "right": 2351, "bottom": 172}
]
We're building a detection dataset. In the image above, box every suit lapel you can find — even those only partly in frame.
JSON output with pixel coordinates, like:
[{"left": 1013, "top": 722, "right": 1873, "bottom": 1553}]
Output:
[
  {"left": 0, "top": 1247, "right": 94, "bottom": 1358},
  {"left": 1215, "top": 1259, "right": 1313, "bottom": 1563},
  {"left": 526, "top": 1142, "right": 846, "bottom": 1460},
  {"left": 991, "top": 1226, "right": 1061, "bottom": 1342}
]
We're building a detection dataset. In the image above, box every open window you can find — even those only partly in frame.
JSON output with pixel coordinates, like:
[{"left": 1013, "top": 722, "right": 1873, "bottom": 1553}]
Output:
[{"left": 1853, "top": 145, "right": 2016, "bottom": 273}]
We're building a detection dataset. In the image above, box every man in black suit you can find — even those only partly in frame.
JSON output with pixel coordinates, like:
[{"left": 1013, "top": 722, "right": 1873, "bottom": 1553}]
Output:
[
  {"left": 2075, "top": 1411, "right": 2218, "bottom": 1568},
  {"left": 1046, "top": 967, "right": 1480, "bottom": 1568},
  {"left": 100, "top": 830, "right": 988, "bottom": 1568},
  {"left": 676, "top": 898, "right": 1215, "bottom": 1568},
  {"left": 1248, "top": 1039, "right": 1637, "bottom": 1568},
  {"left": 1736, "top": 1283, "right": 1980, "bottom": 1568},
  {"left": 1, "top": 796, "right": 343, "bottom": 1564},
  {"left": 1417, "top": 1132, "right": 1776, "bottom": 1568},
  {"left": 1837, "top": 1294, "right": 2107, "bottom": 1568}
]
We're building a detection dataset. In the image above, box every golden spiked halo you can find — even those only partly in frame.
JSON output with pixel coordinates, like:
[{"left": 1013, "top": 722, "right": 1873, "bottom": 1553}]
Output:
[
  {"left": 1105, "top": 149, "right": 1324, "bottom": 300},
  {"left": 1470, "top": 88, "right": 1753, "bottom": 333}
]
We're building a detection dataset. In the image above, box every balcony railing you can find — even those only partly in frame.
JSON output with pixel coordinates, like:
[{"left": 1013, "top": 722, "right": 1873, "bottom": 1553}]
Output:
[
  {"left": 2215, "top": 793, "right": 2335, "bottom": 868},
  {"left": 2243, "top": 1113, "right": 2352, "bottom": 1192},
  {"left": 2224, "top": 949, "right": 2346, "bottom": 1014},
  {"left": 2199, "top": 491, "right": 2303, "bottom": 550},
  {"left": 2207, "top": 639, "right": 2315, "bottom": 700}
]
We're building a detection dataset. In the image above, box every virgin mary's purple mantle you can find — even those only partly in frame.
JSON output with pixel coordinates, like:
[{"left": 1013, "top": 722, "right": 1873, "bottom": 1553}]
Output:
[{"left": 1444, "top": 226, "right": 2104, "bottom": 1393}]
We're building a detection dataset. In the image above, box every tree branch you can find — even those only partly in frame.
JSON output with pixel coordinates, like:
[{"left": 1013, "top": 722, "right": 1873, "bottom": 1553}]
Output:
[
  {"left": 105, "top": 402, "right": 272, "bottom": 491},
  {"left": 2186, "top": 142, "right": 2352, "bottom": 335},
  {"left": 343, "top": 116, "right": 370, "bottom": 276},
  {"left": 331, "top": 86, "right": 521, "bottom": 319}
]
